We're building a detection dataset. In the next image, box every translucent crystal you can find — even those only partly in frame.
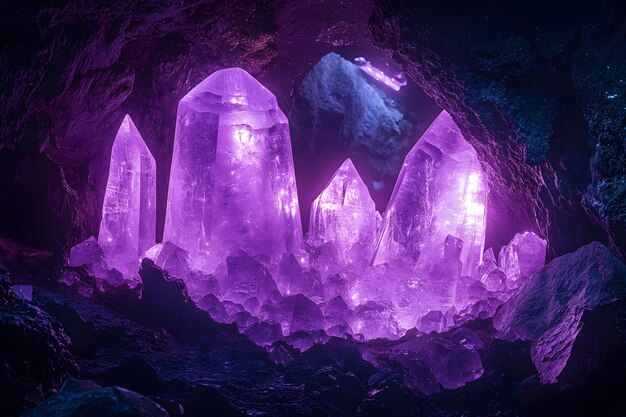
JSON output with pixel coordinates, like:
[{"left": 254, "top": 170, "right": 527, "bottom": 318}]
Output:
[
  {"left": 98, "top": 115, "right": 156, "bottom": 276},
  {"left": 498, "top": 232, "right": 547, "bottom": 281},
  {"left": 308, "top": 159, "right": 381, "bottom": 266},
  {"left": 351, "top": 301, "right": 400, "bottom": 340},
  {"left": 224, "top": 250, "right": 280, "bottom": 304},
  {"left": 143, "top": 242, "right": 191, "bottom": 280},
  {"left": 373, "top": 110, "right": 487, "bottom": 278},
  {"left": 418, "top": 310, "right": 446, "bottom": 333},
  {"left": 164, "top": 68, "right": 303, "bottom": 268}
]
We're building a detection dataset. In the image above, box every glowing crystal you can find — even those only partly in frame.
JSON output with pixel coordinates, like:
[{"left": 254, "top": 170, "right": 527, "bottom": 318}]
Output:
[
  {"left": 354, "top": 57, "right": 407, "bottom": 91},
  {"left": 164, "top": 68, "right": 303, "bottom": 268},
  {"left": 498, "top": 232, "right": 547, "bottom": 281},
  {"left": 98, "top": 115, "right": 156, "bottom": 276},
  {"left": 308, "top": 159, "right": 381, "bottom": 266},
  {"left": 373, "top": 110, "right": 487, "bottom": 278}
]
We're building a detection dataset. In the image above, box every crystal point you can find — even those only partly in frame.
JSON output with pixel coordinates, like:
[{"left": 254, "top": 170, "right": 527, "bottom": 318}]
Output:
[
  {"left": 98, "top": 115, "right": 156, "bottom": 275},
  {"left": 373, "top": 110, "right": 487, "bottom": 278},
  {"left": 308, "top": 159, "right": 381, "bottom": 265},
  {"left": 498, "top": 232, "right": 547, "bottom": 281},
  {"left": 164, "top": 68, "right": 303, "bottom": 268}
]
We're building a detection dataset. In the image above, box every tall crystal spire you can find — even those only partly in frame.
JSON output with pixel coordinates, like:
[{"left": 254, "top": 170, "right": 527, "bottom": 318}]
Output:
[
  {"left": 308, "top": 159, "right": 381, "bottom": 265},
  {"left": 98, "top": 115, "right": 156, "bottom": 274},
  {"left": 373, "top": 110, "right": 487, "bottom": 277},
  {"left": 164, "top": 68, "right": 303, "bottom": 268}
]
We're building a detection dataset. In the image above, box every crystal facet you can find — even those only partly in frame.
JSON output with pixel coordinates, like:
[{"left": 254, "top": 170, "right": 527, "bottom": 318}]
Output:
[
  {"left": 308, "top": 159, "right": 381, "bottom": 266},
  {"left": 98, "top": 115, "right": 156, "bottom": 276},
  {"left": 373, "top": 110, "right": 487, "bottom": 278},
  {"left": 498, "top": 232, "right": 547, "bottom": 281},
  {"left": 164, "top": 68, "right": 303, "bottom": 268}
]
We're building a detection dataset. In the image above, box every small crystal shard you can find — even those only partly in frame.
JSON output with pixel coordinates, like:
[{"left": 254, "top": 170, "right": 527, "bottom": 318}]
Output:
[
  {"left": 498, "top": 232, "right": 547, "bottom": 281},
  {"left": 164, "top": 68, "right": 303, "bottom": 268},
  {"left": 98, "top": 115, "right": 156, "bottom": 276},
  {"left": 308, "top": 159, "right": 381, "bottom": 266},
  {"left": 373, "top": 110, "right": 487, "bottom": 279}
]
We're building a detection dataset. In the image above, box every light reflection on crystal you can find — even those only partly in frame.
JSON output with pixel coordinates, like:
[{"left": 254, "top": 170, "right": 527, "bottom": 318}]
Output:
[
  {"left": 97, "top": 115, "right": 156, "bottom": 277},
  {"left": 163, "top": 68, "right": 303, "bottom": 269},
  {"left": 308, "top": 159, "right": 381, "bottom": 266}
]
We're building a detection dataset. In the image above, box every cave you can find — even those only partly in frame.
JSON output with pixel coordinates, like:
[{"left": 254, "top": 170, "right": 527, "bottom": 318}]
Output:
[{"left": 1, "top": 1, "right": 625, "bottom": 416}]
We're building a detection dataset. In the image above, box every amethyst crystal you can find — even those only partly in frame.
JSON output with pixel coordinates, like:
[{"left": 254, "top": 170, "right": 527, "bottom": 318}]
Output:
[
  {"left": 308, "top": 158, "right": 381, "bottom": 266},
  {"left": 373, "top": 110, "right": 487, "bottom": 278},
  {"left": 98, "top": 115, "right": 156, "bottom": 276},
  {"left": 163, "top": 68, "right": 303, "bottom": 269}
]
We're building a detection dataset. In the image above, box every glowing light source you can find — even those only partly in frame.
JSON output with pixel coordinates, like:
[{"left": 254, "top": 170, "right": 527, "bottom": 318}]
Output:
[{"left": 354, "top": 57, "right": 407, "bottom": 91}]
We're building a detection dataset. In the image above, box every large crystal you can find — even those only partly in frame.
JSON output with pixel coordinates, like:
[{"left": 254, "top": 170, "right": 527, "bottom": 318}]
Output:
[
  {"left": 163, "top": 68, "right": 303, "bottom": 268},
  {"left": 98, "top": 115, "right": 156, "bottom": 276},
  {"left": 498, "top": 232, "right": 547, "bottom": 281},
  {"left": 373, "top": 111, "right": 487, "bottom": 278},
  {"left": 308, "top": 159, "right": 381, "bottom": 266}
]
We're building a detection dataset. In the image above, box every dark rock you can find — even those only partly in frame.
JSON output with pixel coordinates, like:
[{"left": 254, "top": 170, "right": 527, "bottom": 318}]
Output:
[
  {"left": 494, "top": 242, "right": 626, "bottom": 384},
  {"left": 0, "top": 270, "right": 19, "bottom": 307},
  {"left": 21, "top": 378, "right": 169, "bottom": 417},
  {"left": 0, "top": 301, "right": 78, "bottom": 416},
  {"left": 245, "top": 321, "right": 283, "bottom": 346},
  {"left": 304, "top": 366, "right": 365, "bottom": 416},
  {"left": 109, "top": 355, "right": 163, "bottom": 396},
  {"left": 41, "top": 301, "right": 98, "bottom": 355},
  {"left": 138, "top": 258, "right": 220, "bottom": 341},
  {"left": 184, "top": 384, "right": 240, "bottom": 417},
  {"left": 370, "top": 0, "right": 625, "bottom": 257}
]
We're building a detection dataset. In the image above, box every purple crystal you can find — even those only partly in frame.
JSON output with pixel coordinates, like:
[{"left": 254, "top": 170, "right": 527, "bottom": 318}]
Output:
[
  {"left": 373, "top": 111, "right": 487, "bottom": 278},
  {"left": 418, "top": 310, "right": 446, "bottom": 333},
  {"left": 498, "top": 232, "right": 547, "bottom": 281},
  {"left": 308, "top": 159, "right": 381, "bottom": 266},
  {"left": 98, "top": 115, "right": 156, "bottom": 276},
  {"left": 143, "top": 242, "right": 191, "bottom": 280},
  {"left": 224, "top": 250, "right": 279, "bottom": 304},
  {"left": 163, "top": 68, "right": 303, "bottom": 268},
  {"left": 68, "top": 236, "right": 109, "bottom": 280},
  {"left": 351, "top": 301, "right": 400, "bottom": 340}
]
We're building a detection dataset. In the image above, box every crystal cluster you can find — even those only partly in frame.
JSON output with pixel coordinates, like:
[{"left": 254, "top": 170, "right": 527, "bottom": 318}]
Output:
[
  {"left": 163, "top": 68, "right": 303, "bottom": 269},
  {"left": 68, "top": 68, "right": 550, "bottom": 353}
]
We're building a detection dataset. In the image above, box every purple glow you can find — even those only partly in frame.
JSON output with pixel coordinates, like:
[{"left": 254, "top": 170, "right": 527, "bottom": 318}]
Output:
[
  {"left": 308, "top": 159, "right": 381, "bottom": 266},
  {"left": 354, "top": 57, "right": 407, "bottom": 91},
  {"left": 68, "top": 70, "right": 552, "bottom": 345},
  {"left": 373, "top": 110, "right": 487, "bottom": 278},
  {"left": 163, "top": 68, "right": 303, "bottom": 269},
  {"left": 98, "top": 115, "right": 156, "bottom": 277},
  {"left": 498, "top": 232, "right": 547, "bottom": 281}
]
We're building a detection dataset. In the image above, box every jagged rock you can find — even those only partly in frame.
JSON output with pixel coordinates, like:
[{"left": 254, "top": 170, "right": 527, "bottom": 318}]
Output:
[
  {"left": 21, "top": 378, "right": 168, "bottom": 417},
  {"left": 0, "top": 301, "right": 78, "bottom": 416},
  {"left": 494, "top": 242, "right": 626, "bottom": 384},
  {"left": 138, "top": 258, "right": 225, "bottom": 341},
  {"left": 109, "top": 355, "right": 163, "bottom": 396},
  {"left": 245, "top": 321, "right": 283, "bottom": 346},
  {"left": 304, "top": 366, "right": 365, "bottom": 416},
  {"left": 184, "top": 384, "right": 240, "bottom": 417},
  {"left": 42, "top": 301, "right": 98, "bottom": 355}
]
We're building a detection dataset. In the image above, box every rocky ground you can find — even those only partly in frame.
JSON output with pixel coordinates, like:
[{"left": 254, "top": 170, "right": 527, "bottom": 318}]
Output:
[{"left": 1, "top": 239, "right": 625, "bottom": 417}]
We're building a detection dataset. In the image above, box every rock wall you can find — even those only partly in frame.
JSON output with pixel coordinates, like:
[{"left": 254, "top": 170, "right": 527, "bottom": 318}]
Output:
[{"left": 370, "top": 0, "right": 625, "bottom": 258}]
